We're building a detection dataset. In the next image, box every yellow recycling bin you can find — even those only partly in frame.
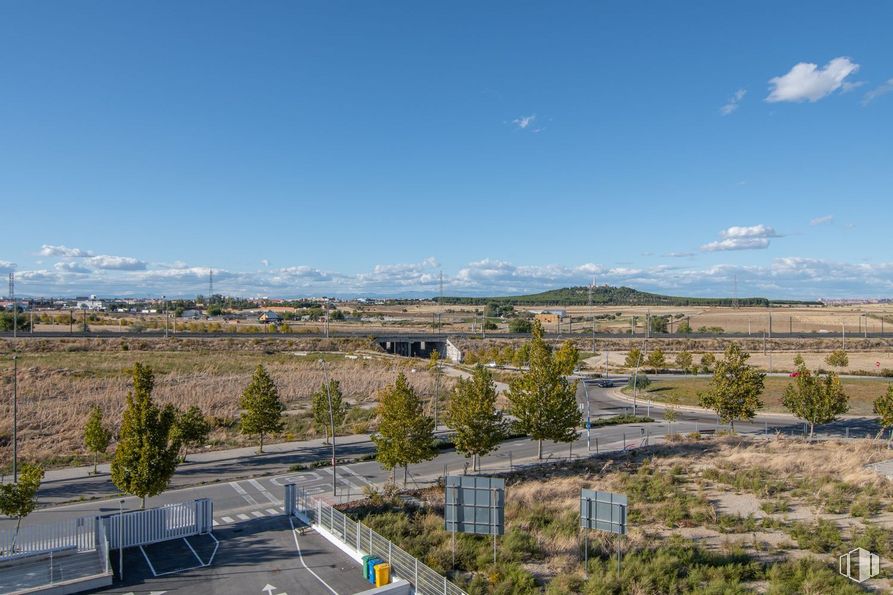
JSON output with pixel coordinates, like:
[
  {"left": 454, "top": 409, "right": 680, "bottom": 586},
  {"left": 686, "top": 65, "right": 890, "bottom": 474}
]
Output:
[{"left": 373, "top": 562, "right": 391, "bottom": 587}]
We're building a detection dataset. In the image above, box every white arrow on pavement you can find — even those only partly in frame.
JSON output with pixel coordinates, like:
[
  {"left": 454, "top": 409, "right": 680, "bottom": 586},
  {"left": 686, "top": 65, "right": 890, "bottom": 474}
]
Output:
[{"left": 262, "top": 585, "right": 277, "bottom": 595}]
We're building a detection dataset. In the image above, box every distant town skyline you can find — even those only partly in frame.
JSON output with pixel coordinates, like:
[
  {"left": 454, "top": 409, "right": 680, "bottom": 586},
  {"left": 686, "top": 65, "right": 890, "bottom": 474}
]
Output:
[{"left": 2, "top": 2, "right": 892, "bottom": 299}]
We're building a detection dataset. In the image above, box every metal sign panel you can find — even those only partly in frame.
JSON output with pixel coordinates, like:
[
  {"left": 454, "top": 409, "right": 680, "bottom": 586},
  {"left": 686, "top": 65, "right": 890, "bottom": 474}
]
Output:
[
  {"left": 445, "top": 475, "right": 505, "bottom": 536},
  {"left": 580, "top": 489, "right": 627, "bottom": 535}
]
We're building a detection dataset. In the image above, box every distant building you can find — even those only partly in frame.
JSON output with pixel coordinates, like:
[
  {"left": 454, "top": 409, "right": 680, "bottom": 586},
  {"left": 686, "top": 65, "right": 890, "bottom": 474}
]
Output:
[
  {"left": 180, "top": 309, "right": 204, "bottom": 319},
  {"left": 529, "top": 309, "right": 566, "bottom": 326},
  {"left": 258, "top": 311, "right": 283, "bottom": 323},
  {"left": 76, "top": 295, "right": 106, "bottom": 311}
]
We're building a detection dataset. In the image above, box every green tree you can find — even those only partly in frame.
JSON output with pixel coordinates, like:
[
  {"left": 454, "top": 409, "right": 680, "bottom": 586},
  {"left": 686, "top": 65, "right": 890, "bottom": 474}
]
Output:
[
  {"left": 873, "top": 385, "right": 893, "bottom": 443},
  {"left": 311, "top": 379, "right": 348, "bottom": 444},
  {"left": 372, "top": 372, "right": 436, "bottom": 485},
  {"left": 509, "top": 318, "right": 532, "bottom": 333},
  {"left": 699, "top": 352, "right": 716, "bottom": 374},
  {"left": 174, "top": 405, "right": 211, "bottom": 462},
  {"left": 649, "top": 315, "right": 668, "bottom": 334},
  {"left": 699, "top": 344, "right": 765, "bottom": 432},
  {"left": 675, "top": 350, "right": 693, "bottom": 373},
  {"left": 446, "top": 365, "right": 508, "bottom": 471},
  {"left": 825, "top": 350, "right": 849, "bottom": 369},
  {"left": 677, "top": 320, "right": 693, "bottom": 334},
  {"left": 0, "top": 311, "right": 31, "bottom": 332},
  {"left": 793, "top": 354, "right": 805, "bottom": 367},
  {"left": 84, "top": 405, "right": 112, "bottom": 474},
  {"left": 506, "top": 322, "right": 581, "bottom": 459},
  {"left": 512, "top": 343, "right": 530, "bottom": 368},
  {"left": 624, "top": 347, "right": 643, "bottom": 369},
  {"left": 239, "top": 365, "right": 285, "bottom": 453},
  {"left": 555, "top": 340, "right": 580, "bottom": 375},
  {"left": 782, "top": 365, "right": 849, "bottom": 439},
  {"left": 0, "top": 463, "right": 44, "bottom": 552},
  {"left": 645, "top": 348, "right": 666, "bottom": 372},
  {"left": 111, "top": 363, "right": 181, "bottom": 508},
  {"left": 627, "top": 375, "right": 651, "bottom": 390}
]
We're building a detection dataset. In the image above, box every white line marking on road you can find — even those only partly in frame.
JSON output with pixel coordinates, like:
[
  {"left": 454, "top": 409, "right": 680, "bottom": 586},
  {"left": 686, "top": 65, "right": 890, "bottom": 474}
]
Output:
[
  {"left": 183, "top": 537, "right": 205, "bottom": 566},
  {"left": 290, "top": 517, "right": 339, "bottom": 595},
  {"left": 221, "top": 516, "right": 234, "bottom": 524},
  {"left": 229, "top": 481, "right": 259, "bottom": 505},
  {"left": 212, "top": 520, "right": 219, "bottom": 527},
  {"left": 248, "top": 479, "right": 282, "bottom": 505},
  {"left": 140, "top": 545, "right": 158, "bottom": 577},
  {"left": 237, "top": 513, "right": 251, "bottom": 521},
  {"left": 266, "top": 508, "right": 280, "bottom": 515},
  {"left": 340, "top": 465, "right": 374, "bottom": 487},
  {"left": 252, "top": 511, "right": 265, "bottom": 518}
]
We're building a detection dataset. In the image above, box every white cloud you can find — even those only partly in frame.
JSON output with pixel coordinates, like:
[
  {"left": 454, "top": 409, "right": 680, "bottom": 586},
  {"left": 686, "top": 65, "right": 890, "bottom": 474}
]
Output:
[
  {"left": 720, "top": 89, "right": 747, "bottom": 115},
  {"left": 260, "top": 259, "right": 270, "bottom": 267},
  {"left": 512, "top": 115, "right": 536, "bottom": 129},
  {"left": 701, "top": 224, "right": 780, "bottom": 252},
  {"left": 39, "top": 244, "right": 93, "bottom": 257},
  {"left": 0, "top": 260, "right": 15, "bottom": 272},
  {"left": 54, "top": 262, "right": 91, "bottom": 274},
  {"left": 663, "top": 252, "right": 695, "bottom": 258},
  {"left": 863, "top": 78, "right": 893, "bottom": 105},
  {"left": 85, "top": 255, "right": 147, "bottom": 271},
  {"left": 810, "top": 215, "right": 833, "bottom": 226},
  {"left": 766, "top": 57, "right": 860, "bottom": 103}
]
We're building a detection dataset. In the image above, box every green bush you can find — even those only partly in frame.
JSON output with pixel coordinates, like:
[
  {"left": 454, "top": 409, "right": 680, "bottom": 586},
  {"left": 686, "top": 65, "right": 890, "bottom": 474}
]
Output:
[
  {"left": 787, "top": 519, "right": 842, "bottom": 553},
  {"left": 766, "top": 557, "right": 864, "bottom": 594}
]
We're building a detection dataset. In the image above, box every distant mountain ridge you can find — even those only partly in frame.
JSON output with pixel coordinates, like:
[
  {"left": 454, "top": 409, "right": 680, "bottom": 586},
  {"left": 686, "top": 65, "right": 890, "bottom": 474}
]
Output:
[{"left": 439, "top": 286, "right": 820, "bottom": 307}]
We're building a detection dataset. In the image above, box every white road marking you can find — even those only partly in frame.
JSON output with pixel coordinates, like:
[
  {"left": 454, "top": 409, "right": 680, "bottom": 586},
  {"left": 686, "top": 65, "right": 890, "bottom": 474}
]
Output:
[
  {"left": 237, "top": 513, "right": 251, "bottom": 521},
  {"left": 252, "top": 511, "right": 265, "bottom": 518},
  {"left": 248, "top": 478, "right": 282, "bottom": 505},
  {"left": 290, "top": 517, "right": 339, "bottom": 595},
  {"left": 266, "top": 508, "right": 280, "bottom": 515},
  {"left": 221, "top": 516, "right": 235, "bottom": 524},
  {"left": 212, "top": 520, "right": 219, "bottom": 527},
  {"left": 230, "top": 481, "right": 259, "bottom": 505},
  {"left": 340, "top": 465, "right": 374, "bottom": 487}
]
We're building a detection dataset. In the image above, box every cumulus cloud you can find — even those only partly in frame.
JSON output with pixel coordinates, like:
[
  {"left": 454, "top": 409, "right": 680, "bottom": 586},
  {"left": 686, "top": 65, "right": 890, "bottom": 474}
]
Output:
[
  {"left": 54, "top": 261, "right": 91, "bottom": 274},
  {"left": 810, "top": 215, "right": 834, "bottom": 226},
  {"left": 84, "top": 255, "right": 147, "bottom": 271},
  {"left": 40, "top": 244, "right": 93, "bottom": 257},
  {"left": 701, "top": 225, "right": 780, "bottom": 252},
  {"left": 766, "top": 57, "right": 860, "bottom": 103},
  {"left": 512, "top": 115, "right": 536, "bottom": 129},
  {"left": 720, "top": 89, "right": 747, "bottom": 115},
  {"left": 863, "top": 78, "right": 893, "bottom": 105}
]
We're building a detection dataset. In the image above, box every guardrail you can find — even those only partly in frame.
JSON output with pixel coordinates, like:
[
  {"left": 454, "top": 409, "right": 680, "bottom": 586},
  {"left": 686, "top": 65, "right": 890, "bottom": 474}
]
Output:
[{"left": 288, "top": 485, "right": 466, "bottom": 595}]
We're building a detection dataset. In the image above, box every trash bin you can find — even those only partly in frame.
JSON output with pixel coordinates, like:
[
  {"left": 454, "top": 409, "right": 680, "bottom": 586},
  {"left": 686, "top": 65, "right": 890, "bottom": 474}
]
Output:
[
  {"left": 366, "top": 557, "right": 382, "bottom": 584},
  {"left": 374, "top": 562, "right": 391, "bottom": 587},
  {"left": 361, "top": 555, "right": 375, "bottom": 580}
]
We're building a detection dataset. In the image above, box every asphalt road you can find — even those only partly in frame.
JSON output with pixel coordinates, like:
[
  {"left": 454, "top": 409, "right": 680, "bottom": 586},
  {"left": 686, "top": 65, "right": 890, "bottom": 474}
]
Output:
[{"left": 6, "top": 381, "right": 865, "bottom": 533}]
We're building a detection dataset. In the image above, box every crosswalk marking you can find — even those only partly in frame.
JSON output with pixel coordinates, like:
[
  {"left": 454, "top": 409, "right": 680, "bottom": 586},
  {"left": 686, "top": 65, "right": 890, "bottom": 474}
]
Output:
[
  {"left": 237, "top": 513, "right": 251, "bottom": 521},
  {"left": 252, "top": 511, "right": 265, "bottom": 518},
  {"left": 248, "top": 479, "right": 282, "bottom": 505},
  {"left": 229, "top": 481, "right": 259, "bottom": 505},
  {"left": 266, "top": 508, "right": 280, "bottom": 515}
]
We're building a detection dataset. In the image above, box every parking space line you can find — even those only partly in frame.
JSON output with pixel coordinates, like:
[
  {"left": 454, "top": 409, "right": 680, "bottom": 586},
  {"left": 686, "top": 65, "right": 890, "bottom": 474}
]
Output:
[
  {"left": 183, "top": 537, "right": 205, "bottom": 566},
  {"left": 140, "top": 545, "right": 159, "bottom": 577},
  {"left": 229, "top": 481, "right": 259, "bottom": 506},
  {"left": 289, "top": 517, "right": 339, "bottom": 595}
]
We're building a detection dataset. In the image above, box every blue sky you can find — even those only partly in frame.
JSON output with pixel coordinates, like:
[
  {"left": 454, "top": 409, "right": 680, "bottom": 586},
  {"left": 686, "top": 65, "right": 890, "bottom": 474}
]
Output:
[{"left": 2, "top": 1, "right": 892, "bottom": 299}]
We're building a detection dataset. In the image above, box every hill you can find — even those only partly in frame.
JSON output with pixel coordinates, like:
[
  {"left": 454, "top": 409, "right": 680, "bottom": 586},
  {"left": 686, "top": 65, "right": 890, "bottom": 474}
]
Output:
[{"left": 440, "top": 286, "right": 820, "bottom": 307}]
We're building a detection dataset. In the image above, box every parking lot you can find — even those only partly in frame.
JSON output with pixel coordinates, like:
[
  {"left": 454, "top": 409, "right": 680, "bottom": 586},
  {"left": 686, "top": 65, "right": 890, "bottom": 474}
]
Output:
[{"left": 95, "top": 516, "right": 372, "bottom": 595}]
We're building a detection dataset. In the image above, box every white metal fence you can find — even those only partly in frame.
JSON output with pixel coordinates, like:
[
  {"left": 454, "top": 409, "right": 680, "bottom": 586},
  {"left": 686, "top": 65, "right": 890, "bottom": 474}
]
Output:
[
  {"left": 0, "top": 515, "right": 95, "bottom": 556},
  {"left": 288, "top": 485, "right": 466, "bottom": 595},
  {"left": 104, "top": 498, "right": 213, "bottom": 549}
]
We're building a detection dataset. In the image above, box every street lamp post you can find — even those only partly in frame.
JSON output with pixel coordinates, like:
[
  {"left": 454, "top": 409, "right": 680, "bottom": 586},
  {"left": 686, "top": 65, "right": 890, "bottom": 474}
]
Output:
[{"left": 320, "top": 359, "right": 337, "bottom": 496}]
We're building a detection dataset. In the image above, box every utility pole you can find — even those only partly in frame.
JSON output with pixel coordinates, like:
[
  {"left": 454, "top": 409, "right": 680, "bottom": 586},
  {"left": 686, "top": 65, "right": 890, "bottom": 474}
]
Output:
[
  {"left": 842, "top": 323, "right": 846, "bottom": 351},
  {"left": 320, "top": 359, "right": 337, "bottom": 496},
  {"left": 589, "top": 279, "right": 595, "bottom": 353},
  {"left": 10, "top": 270, "right": 16, "bottom": 339},
  {"left": 12, "top": 353, "right": 18, "bottom": 482}
]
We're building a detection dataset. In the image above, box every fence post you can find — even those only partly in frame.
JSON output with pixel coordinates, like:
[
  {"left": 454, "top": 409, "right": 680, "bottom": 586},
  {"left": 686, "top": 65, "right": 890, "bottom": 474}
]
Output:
[
  {"left": 595, "top": 436, "right": 599, "bottom": 454},
  {"left": 389, "top": 540, "right": 392, "bottom": 564},
  {"left": 415, "top": 558, "right": 419, "bottom": 586}
]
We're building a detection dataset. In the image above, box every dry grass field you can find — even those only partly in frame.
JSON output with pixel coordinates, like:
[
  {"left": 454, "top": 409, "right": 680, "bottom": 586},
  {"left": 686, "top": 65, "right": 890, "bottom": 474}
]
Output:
[
  {"left": 349, "top": 435, "right": 893, "bottom": 593},
  {"left": 0, "top": 346, "right": 450, "bottom": 470}
]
